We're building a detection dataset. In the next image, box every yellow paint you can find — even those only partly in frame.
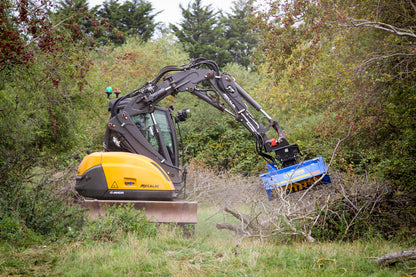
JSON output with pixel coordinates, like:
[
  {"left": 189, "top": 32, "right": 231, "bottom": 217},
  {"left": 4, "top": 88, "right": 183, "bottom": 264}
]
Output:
[
  {"left": 270, "top": 176, "right": 318, "bottom": 197},
  {"left": 274, "top": 170, "right": 321, "bottom": 186},
  {"left": 100, "top": 152, "right": 175, "bottom": 191},
  {"left": 77, "top": 152, "right": 102, "bottom": 176},
  {"left": 283, "top": 169, "right": 305, "bottom": 178},
  {"left": 78, "top": 152, "right": 175, "bottom": 192}
]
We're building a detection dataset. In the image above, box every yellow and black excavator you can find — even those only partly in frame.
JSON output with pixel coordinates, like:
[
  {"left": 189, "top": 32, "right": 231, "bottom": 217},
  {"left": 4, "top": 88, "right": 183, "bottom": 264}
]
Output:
[{"left": 75, "top": 58, "right": 330, "bottom": 205}]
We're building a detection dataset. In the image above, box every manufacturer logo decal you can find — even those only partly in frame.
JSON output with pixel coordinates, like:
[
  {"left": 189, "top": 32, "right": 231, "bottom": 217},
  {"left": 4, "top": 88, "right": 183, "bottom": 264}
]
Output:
[{"left": 140, "top": 184, "right": 159, "bottom": 188}]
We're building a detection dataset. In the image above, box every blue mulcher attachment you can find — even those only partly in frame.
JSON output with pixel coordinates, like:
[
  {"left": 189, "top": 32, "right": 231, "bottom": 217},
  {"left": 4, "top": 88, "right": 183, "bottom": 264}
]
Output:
[{"left": 261, "top": 157, "right": 331, "bottom": 200}]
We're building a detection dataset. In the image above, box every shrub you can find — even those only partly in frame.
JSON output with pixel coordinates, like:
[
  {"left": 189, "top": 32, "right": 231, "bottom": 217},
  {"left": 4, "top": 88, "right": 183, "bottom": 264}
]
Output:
[
  {"left": 82, "top": 203, "right": 157, "bottom": 241},
  {"left": 311, "top": 177, "right": 416, "bottom": 242},
  {"left": 0, "top": 171, "right": 84, "bottom": 246}
]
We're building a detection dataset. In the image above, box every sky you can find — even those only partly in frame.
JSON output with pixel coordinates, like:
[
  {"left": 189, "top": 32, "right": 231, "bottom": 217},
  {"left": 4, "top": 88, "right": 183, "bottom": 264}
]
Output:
[{"left": 88, "top": 0, "right": 237, "bottom": 26}]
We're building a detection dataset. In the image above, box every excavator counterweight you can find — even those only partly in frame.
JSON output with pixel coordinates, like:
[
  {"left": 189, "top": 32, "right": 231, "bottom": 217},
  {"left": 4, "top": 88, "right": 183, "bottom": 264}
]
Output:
[{"left": 76, "top": 152, "right": 175, "bottom": 200}]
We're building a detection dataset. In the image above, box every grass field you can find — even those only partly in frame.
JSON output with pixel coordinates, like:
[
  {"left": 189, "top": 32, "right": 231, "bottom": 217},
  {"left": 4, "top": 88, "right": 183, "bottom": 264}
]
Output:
[{"left": 1, "top": 204, "right": 414, "bottom": 276}]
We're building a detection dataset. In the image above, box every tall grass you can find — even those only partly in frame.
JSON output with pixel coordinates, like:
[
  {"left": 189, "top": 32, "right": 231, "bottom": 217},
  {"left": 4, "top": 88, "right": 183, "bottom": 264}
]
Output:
[
  {"left": 1, "top": 204, "right": 413, "bottom": 276},
  {"left": 50, "top": 217, "right": 411, "bottom": 276}
]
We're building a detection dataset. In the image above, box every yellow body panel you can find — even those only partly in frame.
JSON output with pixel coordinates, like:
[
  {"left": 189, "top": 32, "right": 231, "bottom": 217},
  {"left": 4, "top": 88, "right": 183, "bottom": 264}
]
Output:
[
  {"left": 78, "top": 152, "right": 175, "bottom": 192},
  {"left": 101, "top": 152, "right": 174, "bottom": 191},
  {"left": 77, "top": 152, "right": 102, "bottom": 176}
]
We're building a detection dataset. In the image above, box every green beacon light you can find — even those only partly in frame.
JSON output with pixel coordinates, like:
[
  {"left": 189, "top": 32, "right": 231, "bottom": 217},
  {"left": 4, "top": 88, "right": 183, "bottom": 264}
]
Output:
[{"left": 106, "top": 87, "right": 113, "bottom": 99}]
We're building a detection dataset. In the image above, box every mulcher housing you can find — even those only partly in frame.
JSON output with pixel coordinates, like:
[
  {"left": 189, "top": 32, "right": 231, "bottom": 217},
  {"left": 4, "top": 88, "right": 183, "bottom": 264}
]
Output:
[{"left": 261, "top": 156, "right": 331, "bottom": 200}]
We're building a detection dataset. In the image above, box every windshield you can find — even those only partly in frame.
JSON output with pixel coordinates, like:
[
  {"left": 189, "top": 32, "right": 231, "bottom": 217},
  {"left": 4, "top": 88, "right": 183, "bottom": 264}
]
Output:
[{"left": 131, "top": 109, "right": 177, "bottom": 165}]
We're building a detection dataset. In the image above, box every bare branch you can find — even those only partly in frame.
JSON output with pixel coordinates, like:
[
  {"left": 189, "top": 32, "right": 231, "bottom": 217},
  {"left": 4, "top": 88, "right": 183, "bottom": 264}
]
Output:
[
  {"left": 409, "top": 0, "right": 416, "bottom": 16},
  {"left": 349, "top": 19, "right": 416, "bottom": 38},
  {"left": 216, "top": 222, "right": 244, "bottom": 234},
  {"left": 359, "top": 53, "right": 416, "bottom": 69},
  {"left": 296, "top": 126, "right": 351, "bottom": 206}
]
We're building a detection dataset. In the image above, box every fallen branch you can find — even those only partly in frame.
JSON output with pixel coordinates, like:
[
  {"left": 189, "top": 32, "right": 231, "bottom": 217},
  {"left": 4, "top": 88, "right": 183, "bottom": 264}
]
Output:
[
  {"left": 377, "top": 249, "right": 416, "bottom": 267},
  {"left": 216, "top": 207, "right": 270, "bottom": 237},
  {"left": 215, "top": 223, "right": 244, "bottom": 235},
  {"left": 224, "top": 207, "right": 251, "bottom": 225}
]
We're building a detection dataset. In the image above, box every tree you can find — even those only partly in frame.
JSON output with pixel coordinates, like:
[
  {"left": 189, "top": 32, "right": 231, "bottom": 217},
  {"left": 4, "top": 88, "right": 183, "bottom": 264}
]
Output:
[
  {"left": 0, "top": 0, "right": 85, "bottom": 73},
  {"left": 1, "top": 0, "right": 92, "bottom": 175},
  {"left": 55, "top": 0, "right": 99, "bottom": 40},
  {"left": 250, "top": 0, "right": 332, "bottom": 82},
  {"left": 94, "top": 0, "right": 125, "bottom": 44},
  {"left": 118, "top": 0, "right": 159, "bottom": 41},
  {"left": 94, "top": 0, "right": 157, "bottom": 45},
  {"left": 171, "top": 0, "right": 226, "bottom": 66},
  {"left": 171, "top": 0, "right": 258, "bottom": 68},
  {"left": 251, "top": 0, "right": 416, "bottom": 187},
  {"left": 222, "top": 0, "right": 257, "bottom": 68},
  {"left": 339, "top": 0, "right": 416, "bottom": 186}
]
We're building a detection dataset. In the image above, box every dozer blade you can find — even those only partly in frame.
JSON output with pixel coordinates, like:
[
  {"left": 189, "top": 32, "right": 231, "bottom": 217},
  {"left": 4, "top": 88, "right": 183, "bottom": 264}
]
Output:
[
  {"left": 82, "top": 199, "right": 197, "bottom": 224},
  {"left": 261, "top": 157, "right": 331, "bottom": 200}
]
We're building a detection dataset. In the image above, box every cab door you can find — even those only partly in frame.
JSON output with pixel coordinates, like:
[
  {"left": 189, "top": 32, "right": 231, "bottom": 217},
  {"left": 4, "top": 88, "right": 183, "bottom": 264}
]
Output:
[{"left": 130, "top": 107, "right": 179, "bottom": 167}]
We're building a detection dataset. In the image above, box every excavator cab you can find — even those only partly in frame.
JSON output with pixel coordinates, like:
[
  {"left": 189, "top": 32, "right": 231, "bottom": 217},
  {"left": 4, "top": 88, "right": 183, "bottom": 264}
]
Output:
[
  {"left": 76, "top": 106, "right": 186, "bottom": 200},
  {"left": 105, "top": 107, "right": 180, "bottom": 168}
]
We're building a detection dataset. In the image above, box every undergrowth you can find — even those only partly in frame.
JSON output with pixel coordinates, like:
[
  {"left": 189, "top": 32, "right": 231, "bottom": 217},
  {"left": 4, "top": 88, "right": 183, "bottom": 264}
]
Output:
[
  {"left": 1, "top": 211, "right": 413, "bottom": 276},
  {"left": 79, "top": 203, "right": 158, "bottom": 241}
]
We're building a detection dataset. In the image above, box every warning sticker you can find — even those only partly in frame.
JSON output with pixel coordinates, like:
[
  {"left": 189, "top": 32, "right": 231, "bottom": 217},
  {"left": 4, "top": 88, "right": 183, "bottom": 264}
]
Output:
[{"left": 111, "top": 181, "right": 118, "bottom": 188}]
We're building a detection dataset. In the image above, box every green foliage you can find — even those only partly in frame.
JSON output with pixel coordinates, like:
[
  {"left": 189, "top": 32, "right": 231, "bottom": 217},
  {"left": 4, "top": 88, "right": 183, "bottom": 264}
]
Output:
[
  {"left": 92, "top": 0, "right": 158, "bottom": 45},
  {"left": 0, "top": 172, "right": 84, "bottom": 246},
  {"left": 0, "top": 215, "right": 41, "bottom": 245},
  {"left": 82, "top": 203, "right": 157, "bottom": 241},
  {"left": 250, "top": 0, "right": 334, "bottom": 83},
  {"left": 251, "top": 0, "right": 416, "bottom": 188},
  {"left": 171, "top": 0, "right": 257, "bottom": 68},
  {"left": 0, "top": 4, "right": 95, "bottom": 245},
  {"left": 222, "top": 0, "right": 258, "bottom": 68},
  {"left": 182, "top": 109, "right": 265, "bottom": 173},
  {"left": 55, "top": 0, "right": 159, "bottom": 46},
  {"left": 118, "top": 0, "right": 159, "bottom": 40},
  {"left": 171, "top": 0, "right": 225, "bottom": 65},
  {"left": 1, "top": 0, "right": 104, "bottom": 247},
  {"left": 94, "top": 35, "right": 188, "bottom": 93}
]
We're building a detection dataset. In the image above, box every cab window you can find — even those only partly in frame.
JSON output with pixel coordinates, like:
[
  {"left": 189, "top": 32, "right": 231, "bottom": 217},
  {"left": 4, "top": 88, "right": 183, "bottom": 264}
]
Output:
[{"left": 131, "top": 109, "right": 176, "bottom": 164}]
